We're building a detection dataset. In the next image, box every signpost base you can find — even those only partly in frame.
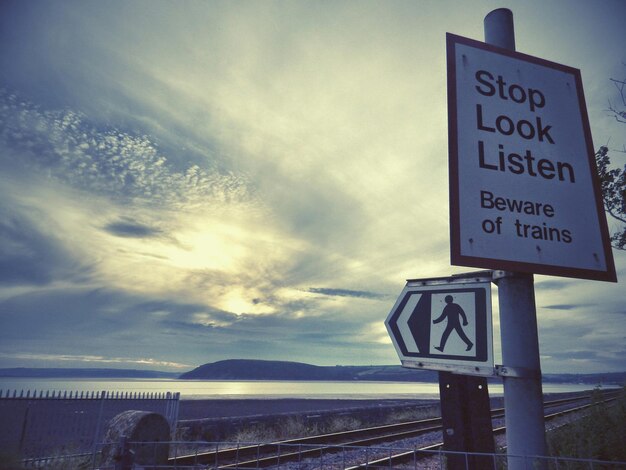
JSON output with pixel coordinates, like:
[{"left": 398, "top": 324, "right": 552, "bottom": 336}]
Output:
[{"left": 438, "top": 371, "right": 495, "bottom": 470}]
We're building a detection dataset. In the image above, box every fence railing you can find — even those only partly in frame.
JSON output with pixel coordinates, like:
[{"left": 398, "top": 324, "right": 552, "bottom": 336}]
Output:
[
  {"left": 0, "top": 388, "right": 180, "bottom": 460},
  {"left": 19, "top": 440, "right": 626, "bottom": 470}
]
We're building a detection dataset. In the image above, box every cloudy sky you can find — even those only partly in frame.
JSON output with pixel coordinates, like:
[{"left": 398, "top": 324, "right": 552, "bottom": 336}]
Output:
[{"left": 0, "top": 0, "right": 624, "bottom": 374}]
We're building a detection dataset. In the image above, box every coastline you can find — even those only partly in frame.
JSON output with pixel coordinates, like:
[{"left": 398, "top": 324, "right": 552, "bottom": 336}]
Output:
[
  {"left": 177, "top": 397, "right": 434, "bottom": 420},
  {"left": 176, "top": 388, "right": 601, "bottom": 421}
]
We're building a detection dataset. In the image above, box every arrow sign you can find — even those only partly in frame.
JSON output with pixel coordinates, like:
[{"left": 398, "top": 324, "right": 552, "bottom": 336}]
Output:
[{"left": 385, "top": 277, "right": 494, "bottom": 376}]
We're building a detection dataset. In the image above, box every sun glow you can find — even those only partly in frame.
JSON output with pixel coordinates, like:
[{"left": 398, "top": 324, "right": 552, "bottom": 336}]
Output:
[
  {"left": 219, "top": 289, "right": 276, "bottom": 315},
  {"left": 164, "top": 229, "right": 243, "bottom": 271}
]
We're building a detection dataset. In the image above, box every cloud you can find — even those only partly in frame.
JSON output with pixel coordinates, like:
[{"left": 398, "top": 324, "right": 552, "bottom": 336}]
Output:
[
  {"left": 547, "top": 350, "right": 599, "bottom": 361},
  {"left": 104, "top": 219, "right": 162, "bottom": 239},
  {"left": 536, "top": 302, "right": 626, "bottom": 373},
  {"left": 0, "top": 286, "right": 246, "bottom": 368},
  {"left": 0, "top": 198, "right": 88, "bottom": 286},
  {"left": 539, "top": 346, "right": 626, "bottom": 374},
  {"left": 307, "top": 288, "right": 387, "bottom": 300},
  {"left": 0, "top": 89, "right": 252, "bottom": 210},
  {"left": 0, "top": 280, "right": 387, "bottom": 369},
  {"left": 534, "top": 279, "right": 572, "bottom": 291},
  {"left": 542, "top": 304, "right": 581, "bottom": 311},
  {"left": 0, "top": 1, "right": 624, "bottom": 373},
  {"left": 0, "top": 353, "right": 191, "bottom": 370}
]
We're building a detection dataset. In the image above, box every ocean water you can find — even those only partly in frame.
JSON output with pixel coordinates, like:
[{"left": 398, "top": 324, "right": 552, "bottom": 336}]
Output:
[{"left": 0, "top": 378, "right": 608, "bottom": 400}]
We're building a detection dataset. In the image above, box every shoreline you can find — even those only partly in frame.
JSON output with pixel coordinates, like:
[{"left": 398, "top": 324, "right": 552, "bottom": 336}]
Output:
[
  {"left": 176, "top": 389, "right": 598, "bottom": 421},
  {"left": 177, "top": 397, "right": 435, "bottom": 421}
]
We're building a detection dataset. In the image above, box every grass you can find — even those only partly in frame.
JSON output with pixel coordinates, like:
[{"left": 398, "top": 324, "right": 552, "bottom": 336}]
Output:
[
  {"left": 546, "top": 386, "right": 626, "bottom": 464},
  {"left": 232, "top": 415, "right": 353, "bottom": 443},
  {"left": 222, "top": 403, "right": 442, "bottom": 443}
]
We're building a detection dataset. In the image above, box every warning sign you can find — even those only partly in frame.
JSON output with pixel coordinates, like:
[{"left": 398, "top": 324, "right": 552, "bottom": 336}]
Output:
[{"left": 447, "top": 33, "right": 616, "bottom": 282}]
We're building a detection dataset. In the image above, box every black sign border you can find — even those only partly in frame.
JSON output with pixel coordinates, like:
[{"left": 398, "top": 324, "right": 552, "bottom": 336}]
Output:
[{"left": 447, "top": 33, "right": 617, "bottom": 282}]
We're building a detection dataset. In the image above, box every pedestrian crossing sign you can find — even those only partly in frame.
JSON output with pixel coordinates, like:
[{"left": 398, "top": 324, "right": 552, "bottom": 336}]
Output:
[{"left": 385, "top": 277, "right": 494, "bottom": 376}]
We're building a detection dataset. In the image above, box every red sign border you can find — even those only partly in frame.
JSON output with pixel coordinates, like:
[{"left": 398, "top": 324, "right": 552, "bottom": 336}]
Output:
[{"left": 447, "top": 33, "right": 617, "bottom": 282}]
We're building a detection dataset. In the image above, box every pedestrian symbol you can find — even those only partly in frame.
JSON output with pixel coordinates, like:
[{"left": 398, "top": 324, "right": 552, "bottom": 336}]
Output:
[
  {"left": 433, "top": 294, "right": 473, "bottom": 354},
  {"left": 385, "top": 277, "right": 494, "bottom": 376}
]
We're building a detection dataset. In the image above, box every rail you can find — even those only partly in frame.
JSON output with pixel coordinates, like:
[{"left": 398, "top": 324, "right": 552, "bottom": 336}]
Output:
[
  {"left": 168, "top": 389, "right": 620, "bottom": 468},
  {"left": 345, "top": 394, "right": 621, "bottom": 469}
]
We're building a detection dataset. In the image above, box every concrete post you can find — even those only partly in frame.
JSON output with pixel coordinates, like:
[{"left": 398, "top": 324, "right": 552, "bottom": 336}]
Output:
[{"left": 484, "top": 9, "right": 548, "bottom": 469}]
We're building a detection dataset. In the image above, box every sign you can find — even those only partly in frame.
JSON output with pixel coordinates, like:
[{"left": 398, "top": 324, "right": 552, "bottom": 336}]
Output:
[
  {"left": 447, "top": 33, "right": 616, "bottom": 282},
  {"left": 385, "top": 277, "right": 493, "bottom": 376}
]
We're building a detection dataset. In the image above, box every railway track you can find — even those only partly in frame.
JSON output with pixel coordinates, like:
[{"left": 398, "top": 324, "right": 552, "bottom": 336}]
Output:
[
  {"left": 345, "top": 393, "right": 621, "bottom": 469},
  {"left": 169, "top": 390, "right": 619, "bottom": 469}
]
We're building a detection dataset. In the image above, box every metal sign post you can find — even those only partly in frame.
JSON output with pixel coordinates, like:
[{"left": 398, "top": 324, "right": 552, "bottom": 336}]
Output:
[
  {"left": 443, "top": 7, "right": 617, "bottom": 467},
  {"left": 493, "top": 270, "right": 546, "bottom": 468},
  {"left": 484, "top": 10, "right": 547, "bottom": 469}
]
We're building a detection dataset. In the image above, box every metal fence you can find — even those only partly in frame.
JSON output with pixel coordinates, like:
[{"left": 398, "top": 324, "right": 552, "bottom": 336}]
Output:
[
  {"left": 0, "top": 388, "right": 180, "bottom": 461},
  {"left": 18, "top": 440, "right": 626, "bottom": 469}
]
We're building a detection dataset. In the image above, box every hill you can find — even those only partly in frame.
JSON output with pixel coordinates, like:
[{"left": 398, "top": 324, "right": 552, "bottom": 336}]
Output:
[
  {"left": 179, "top": 359, "right": 437, "bottom": 382},
  {"left": 179, "top": 360, "right": 626, "bottom": 385}
]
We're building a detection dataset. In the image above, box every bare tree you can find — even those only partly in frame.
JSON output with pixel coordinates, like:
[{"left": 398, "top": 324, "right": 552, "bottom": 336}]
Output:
[
  {"left": 595, "top": 69, "right": 626, "bottom": 250},
  {"left": 607, "top": 76, "right": 626, "bottom": 126}
]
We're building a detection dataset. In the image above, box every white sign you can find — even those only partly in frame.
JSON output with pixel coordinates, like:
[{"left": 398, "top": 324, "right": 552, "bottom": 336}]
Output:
[
  {"left": 447, "top": 33, "right": 616, "bottom": 282},
  {"left": 385, "top": 278, "right": 493, "bottom": 376}
]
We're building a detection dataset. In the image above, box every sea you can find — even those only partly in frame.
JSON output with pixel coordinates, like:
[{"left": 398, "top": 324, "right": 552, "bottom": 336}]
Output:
[{"left": 0, "top": 378, "right": 610, "bottom": 400}]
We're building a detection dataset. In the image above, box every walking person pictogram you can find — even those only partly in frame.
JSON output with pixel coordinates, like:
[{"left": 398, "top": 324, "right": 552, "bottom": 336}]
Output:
[{"left": 433, "top": 295, "right": 473, "bottom": 352}]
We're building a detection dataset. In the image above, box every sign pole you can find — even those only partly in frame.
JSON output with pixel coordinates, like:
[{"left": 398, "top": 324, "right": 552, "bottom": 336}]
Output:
[
  {"left": 494, "top": 272, "right": 546, "bottom": 466},
  {"left": 484, "top": 9, "right": 548, "bottom": 469}
]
